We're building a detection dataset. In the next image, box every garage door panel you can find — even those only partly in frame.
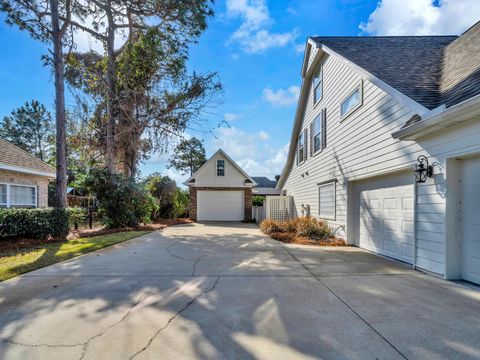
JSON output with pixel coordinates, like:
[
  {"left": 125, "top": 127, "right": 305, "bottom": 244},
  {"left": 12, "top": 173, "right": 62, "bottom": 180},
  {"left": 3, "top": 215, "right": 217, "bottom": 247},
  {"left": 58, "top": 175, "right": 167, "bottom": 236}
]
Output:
[
  {"left": 197, "top": 190, "right": 244, "bottom": 221},
  {"left": 462, "top": 157, "right": 480, "bottom": 284},
  {"left": 355, "top": 172, "right": 414, "bottom": 264}
]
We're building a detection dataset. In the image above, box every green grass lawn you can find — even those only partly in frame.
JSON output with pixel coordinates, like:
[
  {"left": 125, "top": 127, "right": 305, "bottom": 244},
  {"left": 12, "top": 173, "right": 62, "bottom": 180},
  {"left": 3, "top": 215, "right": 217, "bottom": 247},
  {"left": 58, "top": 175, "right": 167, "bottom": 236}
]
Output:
[{"left": 0, "top": 231, "right": 151, "bottom": 281}]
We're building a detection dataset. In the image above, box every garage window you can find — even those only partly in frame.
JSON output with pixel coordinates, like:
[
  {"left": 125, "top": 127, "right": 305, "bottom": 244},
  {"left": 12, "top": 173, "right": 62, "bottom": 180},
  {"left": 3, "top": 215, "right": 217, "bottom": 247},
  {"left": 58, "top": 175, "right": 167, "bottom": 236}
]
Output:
[
  {"left": 217, "top": 160, "right": 225, "bottom": 176},
  {"left": 318, "top": 182, "right": 335, "bottom": 219}
]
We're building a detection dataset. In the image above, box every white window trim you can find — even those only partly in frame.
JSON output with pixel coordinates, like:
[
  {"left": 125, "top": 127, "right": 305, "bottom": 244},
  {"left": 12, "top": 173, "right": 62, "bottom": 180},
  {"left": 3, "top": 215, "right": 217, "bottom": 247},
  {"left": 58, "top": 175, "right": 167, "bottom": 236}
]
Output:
[
  {"left": 0, "top": 182, "right": 37, "bottom": 208},
  {"left": 297, "top": 131, "right": 306, "bottom": 165},
  {"left": 312, "top": 116, "right": 322, "bottom": 155},
  {"left": 216, "top": 159, "right": 225, "bottom": 177},
  {"left": 318, "top": 181, "right": 336, "bottom": 220},
  {"left": 340, "top": 80, "right": 363, "bottom": 121},
  {"left": 313, "top": 61, "right": 323, "bottom": 105}
]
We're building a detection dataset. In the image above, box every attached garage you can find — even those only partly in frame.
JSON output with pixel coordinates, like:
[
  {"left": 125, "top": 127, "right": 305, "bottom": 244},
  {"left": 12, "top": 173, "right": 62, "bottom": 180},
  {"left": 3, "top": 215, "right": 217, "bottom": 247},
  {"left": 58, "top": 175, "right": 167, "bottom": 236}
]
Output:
[
  {"left": 461, "top": 157, "right": 480, "bottom": 284},
  {"left": 197, "top": 190, "right": 244, "bottom": 221},
  {"left": 354, "top": 171, "right": 415, "bottom": 264}
]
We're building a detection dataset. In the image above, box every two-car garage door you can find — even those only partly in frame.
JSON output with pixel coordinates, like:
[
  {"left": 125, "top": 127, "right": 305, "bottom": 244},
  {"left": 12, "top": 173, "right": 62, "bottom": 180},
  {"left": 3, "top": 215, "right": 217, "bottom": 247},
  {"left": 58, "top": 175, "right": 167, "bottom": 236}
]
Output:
[
  {"left": 197, "top": 190, "right": 244, "bottom": 221},
  {"left": 354, "top": 171, "right": 415, "bottom": 264}
]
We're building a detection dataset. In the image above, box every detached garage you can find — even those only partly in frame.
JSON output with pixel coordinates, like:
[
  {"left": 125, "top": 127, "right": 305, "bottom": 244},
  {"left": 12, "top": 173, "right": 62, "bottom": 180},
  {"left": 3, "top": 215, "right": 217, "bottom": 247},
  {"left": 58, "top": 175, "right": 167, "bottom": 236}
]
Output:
[{"left": 185, "top": 149, "right": 256, "bottom": 222}]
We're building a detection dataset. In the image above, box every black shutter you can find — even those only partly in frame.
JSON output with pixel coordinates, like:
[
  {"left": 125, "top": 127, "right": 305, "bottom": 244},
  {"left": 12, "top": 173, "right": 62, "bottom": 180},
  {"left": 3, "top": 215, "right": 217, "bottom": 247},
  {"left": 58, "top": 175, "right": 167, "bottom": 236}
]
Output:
[{"left": 321, "top": 108, "right": 327, "bottom": 149}]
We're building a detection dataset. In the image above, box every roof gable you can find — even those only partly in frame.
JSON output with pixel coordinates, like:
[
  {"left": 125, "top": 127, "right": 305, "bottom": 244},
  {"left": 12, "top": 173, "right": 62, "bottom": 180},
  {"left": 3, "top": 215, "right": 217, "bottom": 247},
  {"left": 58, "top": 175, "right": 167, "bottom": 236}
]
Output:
[
  {"left": 312, "top": 36, "right": 457, "bottom": 110},
  {"left": 184, "top": 149, "right": 256, "bottom": 187}
]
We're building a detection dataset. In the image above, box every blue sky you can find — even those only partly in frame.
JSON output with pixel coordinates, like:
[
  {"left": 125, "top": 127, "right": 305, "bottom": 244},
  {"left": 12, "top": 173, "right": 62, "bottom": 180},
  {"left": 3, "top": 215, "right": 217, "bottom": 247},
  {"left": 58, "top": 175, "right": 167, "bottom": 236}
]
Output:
[{"left": 1, "top": 0, "right": 479, "bottom": 185}]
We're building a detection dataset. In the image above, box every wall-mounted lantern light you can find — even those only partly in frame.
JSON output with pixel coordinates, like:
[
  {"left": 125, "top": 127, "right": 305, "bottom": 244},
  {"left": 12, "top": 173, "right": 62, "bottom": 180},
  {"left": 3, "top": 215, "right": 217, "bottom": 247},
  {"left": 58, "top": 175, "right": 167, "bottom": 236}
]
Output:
[{"left": 414, "top": 155, "right": 433, "bottom": 183}]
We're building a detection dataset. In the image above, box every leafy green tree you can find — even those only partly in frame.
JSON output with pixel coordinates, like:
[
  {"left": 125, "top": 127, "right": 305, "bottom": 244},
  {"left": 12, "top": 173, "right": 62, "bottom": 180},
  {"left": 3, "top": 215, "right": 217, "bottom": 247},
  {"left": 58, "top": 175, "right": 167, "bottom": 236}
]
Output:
[
  {"left": 168, "top": 137, "right": 207, "bottom": 176},
  {"left": 64, "top": 2, "right": 221, "bottom": 178},
  {"left": 84, "top": 168, "right": 157, "bottom": 228},
  {"left": 0, "top": 100, "right": 54, "bottom": 161},
  {"left": 63, "top": 0, "right": 216, "bottom": 174},
  {"left": 143, "top": 173, "right": 188, "bottom": 219}
]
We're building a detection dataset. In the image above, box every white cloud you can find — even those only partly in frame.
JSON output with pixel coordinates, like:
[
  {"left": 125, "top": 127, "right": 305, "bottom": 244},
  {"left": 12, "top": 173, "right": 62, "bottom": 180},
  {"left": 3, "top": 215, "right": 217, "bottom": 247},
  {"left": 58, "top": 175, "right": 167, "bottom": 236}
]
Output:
[
  {"left": 360, "top": 0, "right": 480, "bottom": 35},
  {"left": 226, "top": 0, "right": 299, "bottom": 53},
  {"left": 224, "top": 112, "right": 242, "bottom": 121},
  {"left": 262, "top": 85, "right": 300, "bottom": 107},
  {"left": 294, "top": 43, "right": 305, "bottom": 53},
  {"left": 211, "top": 126, "right": 286, "bottom": 178}
]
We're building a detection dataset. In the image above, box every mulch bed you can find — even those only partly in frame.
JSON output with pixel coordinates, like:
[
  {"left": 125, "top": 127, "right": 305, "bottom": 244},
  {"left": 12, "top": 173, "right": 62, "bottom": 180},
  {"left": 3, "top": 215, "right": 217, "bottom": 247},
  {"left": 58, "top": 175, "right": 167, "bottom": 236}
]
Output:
[
  {"left": 0, "top": 218, "right": 193, "bottom": 252},
  {"left": 270, "top": 232, "right": 348, "bottom": 246}
]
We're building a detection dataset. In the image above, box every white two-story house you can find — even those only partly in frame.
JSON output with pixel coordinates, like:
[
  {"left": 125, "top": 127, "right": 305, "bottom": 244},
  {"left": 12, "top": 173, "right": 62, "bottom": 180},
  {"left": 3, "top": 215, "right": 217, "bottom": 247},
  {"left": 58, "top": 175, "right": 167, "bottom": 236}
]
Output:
[{"left": 277, "top": 21, "right": 480, "bottom": 284}]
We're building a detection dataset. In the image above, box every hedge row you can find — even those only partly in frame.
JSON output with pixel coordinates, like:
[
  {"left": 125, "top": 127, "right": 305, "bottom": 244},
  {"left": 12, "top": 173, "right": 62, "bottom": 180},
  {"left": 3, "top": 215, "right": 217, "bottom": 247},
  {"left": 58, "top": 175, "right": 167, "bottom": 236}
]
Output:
[{"left": 0, "top": 207, "right": 86, "bottom": 240}]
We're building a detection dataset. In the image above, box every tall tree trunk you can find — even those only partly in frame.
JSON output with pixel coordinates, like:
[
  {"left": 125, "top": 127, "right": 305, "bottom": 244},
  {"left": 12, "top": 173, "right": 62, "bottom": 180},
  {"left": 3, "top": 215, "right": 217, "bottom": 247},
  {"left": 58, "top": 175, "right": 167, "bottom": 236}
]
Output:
[
  {"left": 105, "top": 2, "right": 116, "bottom": 174},
  {"left": 50, "top": 0, "right": 67, "bottom": 209}
]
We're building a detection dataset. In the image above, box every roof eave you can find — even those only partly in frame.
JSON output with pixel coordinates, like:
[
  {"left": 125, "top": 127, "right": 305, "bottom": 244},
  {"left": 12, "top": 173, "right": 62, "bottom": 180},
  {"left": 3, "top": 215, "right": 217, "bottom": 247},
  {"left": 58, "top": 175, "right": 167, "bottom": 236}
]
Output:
[
  {"left": 392, "top": 94, "right": 480, "bottom": 140},
  {"left": 0, "top": 163, "right": 56, "bottom": 178}
]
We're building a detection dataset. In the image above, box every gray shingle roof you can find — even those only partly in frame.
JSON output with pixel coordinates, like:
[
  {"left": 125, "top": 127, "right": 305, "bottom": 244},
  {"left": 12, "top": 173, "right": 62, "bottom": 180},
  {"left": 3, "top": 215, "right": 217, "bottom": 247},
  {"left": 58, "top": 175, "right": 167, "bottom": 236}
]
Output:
[
  {"left": 251, "top": 176, "right": 277, "bottom": 188},
  {"left": 0, "top": 139, "right": 55, "bottom": 175},
  {"left": 312, "top": 35, "right": 457, "bottom": 110}
]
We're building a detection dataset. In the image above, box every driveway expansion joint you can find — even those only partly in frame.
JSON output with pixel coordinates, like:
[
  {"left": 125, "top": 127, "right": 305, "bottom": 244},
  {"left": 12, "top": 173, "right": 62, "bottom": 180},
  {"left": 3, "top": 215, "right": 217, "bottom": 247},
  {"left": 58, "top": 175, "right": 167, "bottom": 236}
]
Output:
[{"left": 281, "top": 246, "right": 409, "bottom": 360}]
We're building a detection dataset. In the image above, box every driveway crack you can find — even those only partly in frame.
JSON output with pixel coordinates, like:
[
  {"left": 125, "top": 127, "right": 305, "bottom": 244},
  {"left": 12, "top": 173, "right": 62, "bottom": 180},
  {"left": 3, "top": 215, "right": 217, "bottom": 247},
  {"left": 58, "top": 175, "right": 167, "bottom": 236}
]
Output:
[
  {"left": 282, "top": 246, "right": 409, "bottom": 360},
  {"left": 129, "top": 276, "right": 221, "bottom": 360},
  {"left": 2, "top": 291, "right": 148, "bottom": 358},
  {"left": 166, "top": 243, "right": 205, "bottom": 276}
]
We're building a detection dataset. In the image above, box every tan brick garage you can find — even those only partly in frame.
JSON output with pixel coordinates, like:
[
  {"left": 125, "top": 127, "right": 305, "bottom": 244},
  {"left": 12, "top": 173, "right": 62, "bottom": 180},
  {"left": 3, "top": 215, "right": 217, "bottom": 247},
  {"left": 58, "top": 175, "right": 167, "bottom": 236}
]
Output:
[
  {"left": 184, "top": 149, "right": 256, "bottom": 222},
  {"left": 189, "top": 187, "right": 252, "bottom": 222}
]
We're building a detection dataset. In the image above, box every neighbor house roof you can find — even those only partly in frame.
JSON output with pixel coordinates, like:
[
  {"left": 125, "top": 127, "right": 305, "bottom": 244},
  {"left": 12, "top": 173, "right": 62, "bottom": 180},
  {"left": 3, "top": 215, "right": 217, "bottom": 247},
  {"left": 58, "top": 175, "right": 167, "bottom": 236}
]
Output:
[
  {"left": 251, "top": 176, "right": 277, "bottom": 188},
  {"left": 0, "top": 139, "right": 56, "bottom": 177}
]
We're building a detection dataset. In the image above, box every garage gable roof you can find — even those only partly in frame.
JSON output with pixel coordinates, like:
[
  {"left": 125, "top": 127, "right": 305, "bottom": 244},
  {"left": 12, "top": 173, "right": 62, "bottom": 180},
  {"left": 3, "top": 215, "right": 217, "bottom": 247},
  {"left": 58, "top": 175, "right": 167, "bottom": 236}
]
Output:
[{"left": 184, "top": 149, "right": 256, "bottom": 186}]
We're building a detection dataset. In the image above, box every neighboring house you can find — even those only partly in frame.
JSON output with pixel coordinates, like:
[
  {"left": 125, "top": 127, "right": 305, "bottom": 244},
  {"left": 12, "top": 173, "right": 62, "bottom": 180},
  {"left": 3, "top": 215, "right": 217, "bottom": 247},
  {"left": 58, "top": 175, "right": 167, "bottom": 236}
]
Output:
[
  {"left": 252, "top": 176, "right": 281, "bottom": 196},
  {"left": 185, "top": 149, "right": 256, "bottom": 221},
  {"left": 0, "top": 139, "right": 56, "bottom": 208},
  {"left": 277, "top": 21, "right": 480, "bottom": 284}
]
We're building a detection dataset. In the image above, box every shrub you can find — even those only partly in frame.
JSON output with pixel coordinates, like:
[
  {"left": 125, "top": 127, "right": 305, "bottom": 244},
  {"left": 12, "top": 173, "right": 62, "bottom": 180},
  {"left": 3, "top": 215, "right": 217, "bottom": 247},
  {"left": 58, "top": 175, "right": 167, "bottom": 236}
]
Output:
[
  {"left": 0, "top": 208, "right": 70, "bottom": 239},
  {"left": 85, "top": 168, "right": 157, "bottom": 228},
  {"left": 295, "top": 217, "right": 333, "bottom": 239},
  {"left": 143, "top": 173, "right": 189, "bottom": 219},
  {"left": 279, "top": 218, "right": 300, "bottom": 233},
  {"left": 252, "top": 195, "right": 265, "bottom": 206},
  {"left": 260, "top": 219, "right": 283, "bottom": 235},
  {"left": 67, "top": 207, "right": 87, "bottom": 229},
  {"left": 260, "top": 217, "right": 334, "bottom": 240}
]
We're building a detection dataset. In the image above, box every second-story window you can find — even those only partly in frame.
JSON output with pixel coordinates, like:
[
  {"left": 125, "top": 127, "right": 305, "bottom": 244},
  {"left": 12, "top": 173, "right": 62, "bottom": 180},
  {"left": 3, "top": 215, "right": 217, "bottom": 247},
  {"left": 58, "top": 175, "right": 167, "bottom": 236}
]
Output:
[
  {"left": 310, "top": 108, "right": 327, "bottom": 155},
  {"left": 313, "top": 61, "right": 323, "bottom": 104},
  {"left": 341, "top": 81, "right": 363, "bottom": 119},
  {"left": 297, "top": 131, "right": 305, "bottom": 164},
  {"left": 217, "top": 159, "right": 225, "bottom": 176}
]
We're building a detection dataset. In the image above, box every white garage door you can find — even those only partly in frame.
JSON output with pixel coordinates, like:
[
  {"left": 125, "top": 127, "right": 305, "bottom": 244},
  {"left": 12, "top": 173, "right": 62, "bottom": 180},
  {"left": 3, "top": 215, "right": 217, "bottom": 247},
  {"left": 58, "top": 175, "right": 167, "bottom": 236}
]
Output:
[
  {"left": 197, "top": 190, "right": 244, "bottom": 221},
  {"left": 355, "top": 172, "right": 414, "bottom": 264},
  {"left": 462, "top": 157, "right": 480, "bottom": 284}
]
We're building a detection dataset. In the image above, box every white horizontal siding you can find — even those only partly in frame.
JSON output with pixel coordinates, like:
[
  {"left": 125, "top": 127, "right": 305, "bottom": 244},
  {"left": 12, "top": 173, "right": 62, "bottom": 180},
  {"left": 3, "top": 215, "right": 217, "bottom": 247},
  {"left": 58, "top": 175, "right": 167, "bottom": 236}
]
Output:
[{"left": 283, "top": 49, "right": 480, "bottom": 277}]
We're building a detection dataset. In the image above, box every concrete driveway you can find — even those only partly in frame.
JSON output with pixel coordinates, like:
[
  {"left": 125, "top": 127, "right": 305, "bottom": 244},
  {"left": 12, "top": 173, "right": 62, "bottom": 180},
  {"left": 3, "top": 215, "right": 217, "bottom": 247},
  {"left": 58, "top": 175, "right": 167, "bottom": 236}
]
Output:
[{"left": 0, "top": 223, "right": 479, "bottom": 360}]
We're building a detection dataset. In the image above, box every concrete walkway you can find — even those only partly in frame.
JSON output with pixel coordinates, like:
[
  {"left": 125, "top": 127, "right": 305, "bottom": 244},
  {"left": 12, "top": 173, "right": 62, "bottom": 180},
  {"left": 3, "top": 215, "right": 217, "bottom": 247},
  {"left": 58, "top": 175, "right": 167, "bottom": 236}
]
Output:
[{"left": 0, "top": 223, "right": 479, "bottom": 360}]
